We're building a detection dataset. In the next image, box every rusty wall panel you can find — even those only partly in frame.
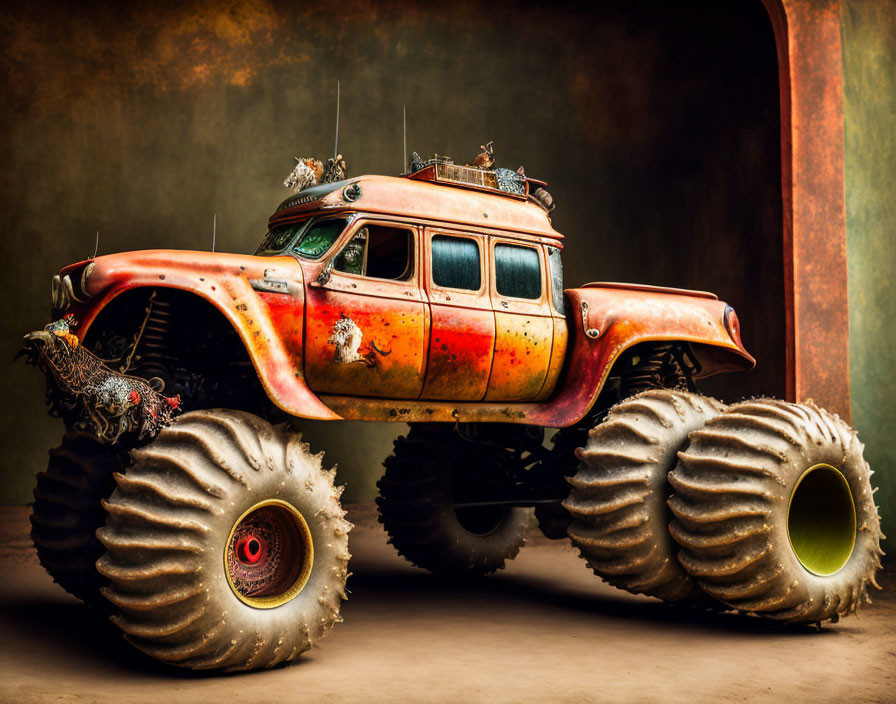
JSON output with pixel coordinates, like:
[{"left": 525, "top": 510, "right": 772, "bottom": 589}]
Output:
[{"left": 763, "top": 0, "right": 851, "bottom": 419}]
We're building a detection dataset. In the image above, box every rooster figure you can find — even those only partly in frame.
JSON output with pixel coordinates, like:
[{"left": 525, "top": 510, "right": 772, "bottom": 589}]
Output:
[
  {"left": 284, "top": 157, "right": 325, "bottom": 192},
  {"left": 469, "top": 141, "right": 495, "bottom": 169}
]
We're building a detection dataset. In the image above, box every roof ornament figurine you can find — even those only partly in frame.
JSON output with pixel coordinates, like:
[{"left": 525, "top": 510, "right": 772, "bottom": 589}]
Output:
[
  {"left": 284, "top": 157, "right": 324, "bottom": 192},
  {"left": 323, "top": 154, "right": 347, "bottom": 183},
  {"left": 284, "top": 154, "right": 349, "bottom": 193},
  {"left": 469, "top": 140, "right": 495, "bottom": 169}
]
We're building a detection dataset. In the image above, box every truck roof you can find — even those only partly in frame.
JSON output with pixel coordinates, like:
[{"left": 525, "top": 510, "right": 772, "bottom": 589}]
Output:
[{"left": 269, "top": 175, "right": 563, "bottom": 242}]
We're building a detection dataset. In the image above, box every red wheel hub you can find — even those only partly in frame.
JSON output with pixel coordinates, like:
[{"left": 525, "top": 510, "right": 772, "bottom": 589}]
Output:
[
  {"left": 236, "top": 534, "right": 266, "bottom": 564},
  {"left": 226, "top": 502, "right": 313, "bottom": 605}
]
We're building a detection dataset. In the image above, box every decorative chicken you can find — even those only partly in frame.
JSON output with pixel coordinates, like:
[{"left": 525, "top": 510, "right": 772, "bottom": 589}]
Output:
[
  {"left": 284, "top": 157, "right": 325, "bottom": 192},
  {"left": 470, "top": 141, "right": 495, "bottom": 169}
]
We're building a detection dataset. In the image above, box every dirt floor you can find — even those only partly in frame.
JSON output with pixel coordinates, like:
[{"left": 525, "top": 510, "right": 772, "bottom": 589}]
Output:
[{"left": 0, "top": 504, "right": 893, "bottom": 704}]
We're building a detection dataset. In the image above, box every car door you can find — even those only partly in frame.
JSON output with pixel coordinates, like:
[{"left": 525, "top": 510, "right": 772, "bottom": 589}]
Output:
[
  {"left": 421, "top": 229, "right": 496, "bottom": 400},
  {"left": 485, "top": 238, "right": 554, "bottom": 401},
  {"left": 304, "top": 219, "right": 427, "bottom": 399}
]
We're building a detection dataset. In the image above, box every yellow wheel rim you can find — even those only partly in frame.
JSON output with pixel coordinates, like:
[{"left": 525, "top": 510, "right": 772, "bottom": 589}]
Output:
[
  {"left": 787, "top": 464, "right": 857, "bottom": 576},
  {"left": 224, "top": 499, "right": 314, "bottom": 609}
]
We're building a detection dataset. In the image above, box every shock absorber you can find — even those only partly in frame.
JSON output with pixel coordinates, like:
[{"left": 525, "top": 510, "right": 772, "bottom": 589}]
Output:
[
  {"left": 128, "top": 294, "right": 177, "bottom": 391},
  {"left": 621, "top": 343, "right": 694, "bottom": 393}
]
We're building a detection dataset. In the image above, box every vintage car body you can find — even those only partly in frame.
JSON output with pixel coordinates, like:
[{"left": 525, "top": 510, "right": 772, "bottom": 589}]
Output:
[{"left": 54, "top": 175, "right": 754, "bottom": 428}]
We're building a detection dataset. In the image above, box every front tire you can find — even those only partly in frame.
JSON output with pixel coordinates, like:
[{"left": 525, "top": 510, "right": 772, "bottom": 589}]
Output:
[
  {"left": 96, "top": 410, "right": 352, "bottom": 671},
  {"left": 668, "top": 399, "right": 884, "bottom": 622},
  {"left": 377, "top": 425, "right": 530, "bottom": 576}
]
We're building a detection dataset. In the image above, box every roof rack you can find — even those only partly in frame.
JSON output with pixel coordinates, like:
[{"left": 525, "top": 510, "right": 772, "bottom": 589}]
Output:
[{"left": 405, "top": 157, "right": 546, "bottom": 201}]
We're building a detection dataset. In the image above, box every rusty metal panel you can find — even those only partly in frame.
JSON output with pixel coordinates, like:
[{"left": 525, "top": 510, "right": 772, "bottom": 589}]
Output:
[
  {"left": 486, "top": 312, "right": 553, "bottom": 401},
  {"left": 65, "top": 249, "right": 341, "bottom": 420},
  {"left": 422, "top": 305, "right": 495, "bottom": 400},
  {"left": 321, "top": 284, "right": 754, "bottom": 427},
  {"left": 762, "top": 0, "right": 851, "bottom": 419},
  {"left": 421, "top": 228, "right": 495, "bottom": 400},
  {"left": 303, "top": 221, "right": 427, "bottom": 399},
  {"left": 485, "top": 237, "right": 554, "bottom": 402},
  {"left": 535, "top": 316, "right": 569, "bottom": 402}
]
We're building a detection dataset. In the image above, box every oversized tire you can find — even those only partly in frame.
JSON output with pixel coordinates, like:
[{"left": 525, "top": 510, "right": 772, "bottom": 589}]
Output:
[
  {"left": 668, "top": 399, "right": 884, "bottom": 623},
  {"left": 96, "top": 410, "right": 352, "bottom": 671},
  {"left": 376, "top": 425, "right": 530, "bottom": 576},
  {"left": 30, "top": 431, "right": 124, "bottom": 606},
  {"left": 564, "top": 390, "right": 726, "bottom": 602}
]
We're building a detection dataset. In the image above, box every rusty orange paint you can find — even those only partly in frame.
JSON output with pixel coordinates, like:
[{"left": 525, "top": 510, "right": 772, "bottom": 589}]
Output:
[
  {"left": 303, "top": 287, "right": 428, "bottom": 399},
  {"left": 57, "top": 178, "right": 753, "bottom": 429},
  {"left": 421, "top": 228, "right": 494, "bottom": 400},
  {"left": 486, "top": 312, "right": 553, "bottom": 401},
  {"left": 63, "top": 249, "right": 341, "bottom": 421},
  {"left": 484, "top": 236, "right": 559, "bottom": 402},
  {"left": 321, "top": 284, "right": 754, "bottom": 427},
  {"left": 535, "top": 317, "right": 569, "bottom": 403},
  {"left": 423, "top": 304, "right": 495, "bottom": 400}
]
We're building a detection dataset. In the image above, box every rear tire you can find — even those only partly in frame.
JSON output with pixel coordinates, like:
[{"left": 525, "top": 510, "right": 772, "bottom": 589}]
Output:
[
  {"left": 97, "top": 410, "right": 351, "bottom": 671},
  {"left": 377, "top": 426, "right": 530, "bottom": 576},
  {"left": 565, "top": 390, "right": 725, "bottom": 602},
  {"left": 30, "top": 432, "right": 123, "bottom": 606},
  {"left": 668, "top": 399, "right": 884, "bottom": 622}
]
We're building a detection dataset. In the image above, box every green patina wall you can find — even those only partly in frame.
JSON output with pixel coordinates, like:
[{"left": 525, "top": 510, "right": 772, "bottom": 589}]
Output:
[{"left": 841, "top": 0, "right": 896, "bottom": 539}]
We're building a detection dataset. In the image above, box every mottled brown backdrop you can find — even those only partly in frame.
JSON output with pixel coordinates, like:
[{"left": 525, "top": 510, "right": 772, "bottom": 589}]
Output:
[{"left": 0, "top": 0, "right": 784, "bottom": 502}]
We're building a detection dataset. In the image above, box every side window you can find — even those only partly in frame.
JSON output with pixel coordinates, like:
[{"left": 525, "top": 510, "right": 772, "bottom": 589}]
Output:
[
  {"left": 333, "top": 224, "right": 414, "bottom": 281},
  {"left": 547, "top": 246, "right": 565, "bottom": 314},
  {"left": 431, "top": 235, "right": 482, "bottom": 291},
  {"left": 495, "top": 244, "right": 541, "bottom": 300}
]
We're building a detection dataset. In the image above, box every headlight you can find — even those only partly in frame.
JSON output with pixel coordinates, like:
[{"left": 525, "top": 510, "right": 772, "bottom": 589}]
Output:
[
  {"left": 51, "top": 262, "right": 94, "bottom": 313},
  {"left": 51, "top": 275, "right": 65, "bottom": 310}
]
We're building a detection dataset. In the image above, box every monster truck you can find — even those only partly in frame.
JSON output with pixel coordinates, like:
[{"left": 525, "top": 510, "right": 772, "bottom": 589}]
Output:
[{"left": 22, "top": 161, "right": 883, "bottom": 672}]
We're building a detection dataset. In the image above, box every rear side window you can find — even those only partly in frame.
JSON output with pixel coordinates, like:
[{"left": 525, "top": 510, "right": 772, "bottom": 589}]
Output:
[
  {"left": 548, "top": 246, "right": 565, "bottom": 313},
  {"left": 495, "top": 244, "right": 541, "bottom": 300},
  {"left": 431, "top": 235, "right": 481, "bottom": 291}
]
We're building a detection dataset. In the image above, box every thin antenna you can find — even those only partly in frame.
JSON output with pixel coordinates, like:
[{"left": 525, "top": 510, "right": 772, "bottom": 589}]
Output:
[
  {"left": 403, "top": 104, "right": 407, "bottom": 173},
  {"left": 334, "top": 80, "right": 340, "bottom": 158},
  {"left": 212, "top": 214, "right": 216, "bottom": 252},
  {"left": 92, "top": 230, "right": 99, "bottom": 260}
]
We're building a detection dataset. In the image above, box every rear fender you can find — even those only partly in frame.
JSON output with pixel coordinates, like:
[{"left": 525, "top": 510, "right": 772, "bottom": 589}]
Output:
[
  {"left": 66, "top": 250, "right": 340, "bottom": 420},
  {"left": 541, "top": 285, "right": 755, "bottom": 423}
]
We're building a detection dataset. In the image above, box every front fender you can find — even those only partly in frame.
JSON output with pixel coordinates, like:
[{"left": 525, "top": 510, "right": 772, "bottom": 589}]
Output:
[{"left": 65, "top": 250, "right": 340, "bottom": 421}]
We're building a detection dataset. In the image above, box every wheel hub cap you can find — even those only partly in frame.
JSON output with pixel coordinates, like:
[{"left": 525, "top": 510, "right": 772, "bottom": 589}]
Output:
[
  {"left": 225, "top": 500, "right": 314, "bottom": 608},
  {"left": 787, "top": 464, "right": 857, "bottom": 576}
]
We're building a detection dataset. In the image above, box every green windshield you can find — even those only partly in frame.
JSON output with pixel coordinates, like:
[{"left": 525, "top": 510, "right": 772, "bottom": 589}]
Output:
[{"left": 255, "top": 217, "right": 349, "bottom": 258}]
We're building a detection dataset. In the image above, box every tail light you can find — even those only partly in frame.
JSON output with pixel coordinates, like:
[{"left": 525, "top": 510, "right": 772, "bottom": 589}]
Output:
[{"left": 724, "top": 305, "right": 744, "bottom": 349}]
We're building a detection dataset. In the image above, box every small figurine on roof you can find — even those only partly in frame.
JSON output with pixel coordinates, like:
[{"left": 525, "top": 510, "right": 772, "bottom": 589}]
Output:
[
  {"left": 469, "top": 141, "right": 495, "bottom": 169},
  {"left": 284, "top": 157, "right": 324, "bottom": 192},
  {"left": 284, "top": 154, "right": 349, "bottom": 192}
]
